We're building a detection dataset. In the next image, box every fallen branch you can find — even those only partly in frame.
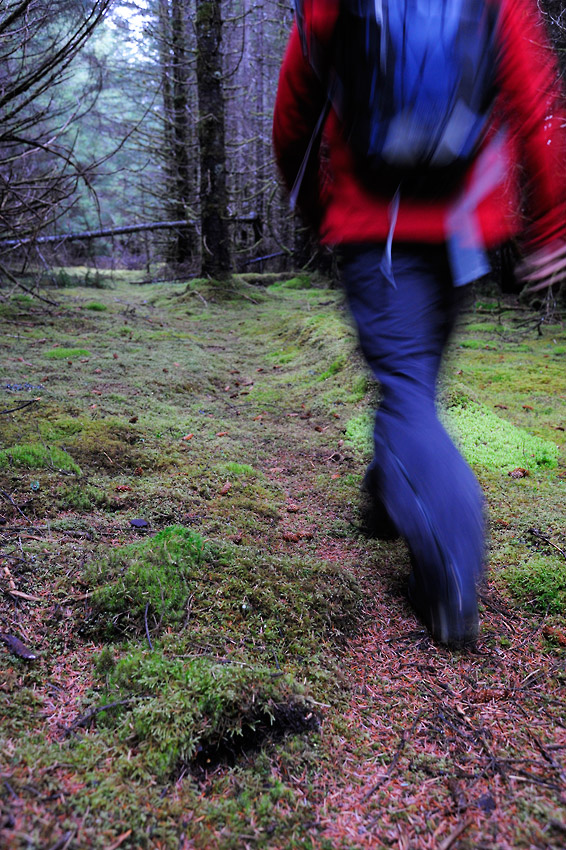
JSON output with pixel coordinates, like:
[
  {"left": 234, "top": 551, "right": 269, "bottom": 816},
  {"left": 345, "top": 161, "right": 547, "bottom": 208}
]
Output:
[
  {"left": 6, "top": 589, "right": 43, "bottom": 602},
  {"left": 528, "top": 527, "right": 566, "bottom": 561},
  {"left": 0, "top": 220, "right": 196, "bottom": 247},
  {"left": 438, "top": 820, "right": 473, "bottom": 850},
  {"left": 0, "top": 398, "right": 41, "bottom": 416},
  {"left": 0, "top": 261, "right": 59, "bottom": 307},
  {"left": 362, "top": 710, "right": 425, "bottom": 802},
  {"left": 64, "top": 699, "right": 135, "bottom": 735}
]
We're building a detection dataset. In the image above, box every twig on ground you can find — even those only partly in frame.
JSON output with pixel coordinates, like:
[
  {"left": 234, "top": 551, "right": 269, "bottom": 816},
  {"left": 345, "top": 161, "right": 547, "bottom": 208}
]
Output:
[
  {"left": 47, "top": 830, "right": 75, "bottom": 850},
  {"left": 362, "top": 710, "right": 425, "bottom": 802},
  {"left": 144, "top": 603, "right": 153, "bottom": 651},
  {"left": 0, "top": 490, "right": 32, "bottom": 524},
  {"left": 0, "top": 398, "right": 41, "bottom": 416},
  {"left": 4, "top": 589, "right": 42, "bottom": 602},
  {"left": 2, "top": 563, "right": 16, "bottom": 590},
  {"left": 64, "top": 700, "right": 134, "bottom": 735},
  {"left": 190, "top": 289, "right": 208, "bottom": 307},
  {"left": 528, "top": 527, "right": 566, "bottom": 561},
  {"left": 438, "top": 820, "right": 473, "bottom": 850}
]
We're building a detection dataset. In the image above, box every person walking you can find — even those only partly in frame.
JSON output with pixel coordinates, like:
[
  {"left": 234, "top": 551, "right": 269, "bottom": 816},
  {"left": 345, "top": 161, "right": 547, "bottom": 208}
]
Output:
[{"left": 273, "top": 0, "right": 566, "bottom": 646}]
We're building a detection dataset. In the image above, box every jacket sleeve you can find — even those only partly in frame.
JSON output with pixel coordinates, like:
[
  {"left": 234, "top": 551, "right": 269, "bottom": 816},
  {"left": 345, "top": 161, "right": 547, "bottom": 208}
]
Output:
[
  {"left": 272, "top": 22, "right": 327, "bottom": 229},
  {"left": 497, "top": 0, "right": 566, "bottom": 250}
]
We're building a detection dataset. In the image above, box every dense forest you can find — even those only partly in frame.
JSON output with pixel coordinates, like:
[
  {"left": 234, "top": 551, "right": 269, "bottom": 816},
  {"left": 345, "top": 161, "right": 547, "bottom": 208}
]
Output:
[
  {"left": 0, "top": 0, "right": 313, "bottom": 286},
  {"left": 1, "top": 0, "right": 563, "bottom": 292}
]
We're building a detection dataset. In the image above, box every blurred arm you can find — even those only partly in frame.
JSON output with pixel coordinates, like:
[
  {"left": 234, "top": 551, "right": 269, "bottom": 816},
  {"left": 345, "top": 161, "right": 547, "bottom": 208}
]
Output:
[
  {"left": 497, "top": 0, "right": 566, "bottom": 261},
  {"left": 272, "top": 22, "right": 327, "bottom": 229}
]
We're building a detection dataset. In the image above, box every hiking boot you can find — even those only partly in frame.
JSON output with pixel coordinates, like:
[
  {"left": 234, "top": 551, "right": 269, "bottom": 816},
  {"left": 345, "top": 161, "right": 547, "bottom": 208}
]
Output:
[
  {"left": 407, "top": 571, "right": 479, "bottom": 648},
  {"left": 358, "top": 482, "right": 400, "bottom": 541}
]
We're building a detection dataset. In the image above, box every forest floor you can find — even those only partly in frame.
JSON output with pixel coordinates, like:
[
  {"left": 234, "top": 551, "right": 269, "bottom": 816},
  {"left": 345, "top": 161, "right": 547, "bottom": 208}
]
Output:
[{"left": 0, "top": 272, "right": 565, "bottom": 850}]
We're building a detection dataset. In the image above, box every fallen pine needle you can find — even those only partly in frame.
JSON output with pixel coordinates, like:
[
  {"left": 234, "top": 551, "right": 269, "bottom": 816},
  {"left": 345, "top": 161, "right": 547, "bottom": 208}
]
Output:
[
  {"left": 103, "top": 830, "right": 132, "bottom": 850},
  {"left": 438, "top": 819, "right": 473, "bottom": 850}
]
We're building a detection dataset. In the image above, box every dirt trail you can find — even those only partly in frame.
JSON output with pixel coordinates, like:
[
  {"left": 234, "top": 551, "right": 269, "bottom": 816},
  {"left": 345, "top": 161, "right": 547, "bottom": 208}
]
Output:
[
  {"left": 265, "top": 423, "right": 566, "bottom": 849},
  {"left": 210, "top": 310, "right": 566, "bottom": 849},
  {"left": 222, "top": 334, "right": 565, "bottom": 850}
]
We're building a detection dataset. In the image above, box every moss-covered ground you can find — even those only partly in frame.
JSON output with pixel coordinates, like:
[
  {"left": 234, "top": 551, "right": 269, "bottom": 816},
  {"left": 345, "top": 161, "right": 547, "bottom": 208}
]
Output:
[{"left": 0, "top": 276, "right": 564, "bottom": 849}]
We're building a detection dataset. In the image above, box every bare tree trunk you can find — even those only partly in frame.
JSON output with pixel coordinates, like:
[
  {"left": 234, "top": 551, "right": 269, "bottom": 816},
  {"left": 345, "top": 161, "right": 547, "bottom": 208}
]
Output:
[
  {"left": 196, "top": 0, "right": 231, "bottom": 279},
  {"left": 169, "top": 0, "right": 196, "bottom": 266}
]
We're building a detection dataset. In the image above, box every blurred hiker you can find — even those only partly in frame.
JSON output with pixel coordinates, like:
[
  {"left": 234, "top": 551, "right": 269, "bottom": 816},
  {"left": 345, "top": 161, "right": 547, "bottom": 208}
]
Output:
[{"left": 273, "top": 0, "right": 566, "bottom": 646}]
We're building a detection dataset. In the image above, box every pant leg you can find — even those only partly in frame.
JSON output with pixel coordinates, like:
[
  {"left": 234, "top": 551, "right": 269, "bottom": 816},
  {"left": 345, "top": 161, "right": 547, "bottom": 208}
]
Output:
[{"left": 340, "top": 244, "right": 485, "bottom": 643}]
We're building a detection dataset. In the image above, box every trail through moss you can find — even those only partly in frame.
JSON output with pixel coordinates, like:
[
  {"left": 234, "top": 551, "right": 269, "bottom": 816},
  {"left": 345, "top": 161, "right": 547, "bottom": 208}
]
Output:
[{"left": 0, "top": 278, "right": 565, "bottom": 849}]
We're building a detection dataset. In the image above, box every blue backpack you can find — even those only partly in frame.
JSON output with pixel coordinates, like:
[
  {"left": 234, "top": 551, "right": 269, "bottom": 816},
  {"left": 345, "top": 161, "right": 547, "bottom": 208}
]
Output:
[{"left": 294, "top": 0, "right": 500, "bottom": 197}]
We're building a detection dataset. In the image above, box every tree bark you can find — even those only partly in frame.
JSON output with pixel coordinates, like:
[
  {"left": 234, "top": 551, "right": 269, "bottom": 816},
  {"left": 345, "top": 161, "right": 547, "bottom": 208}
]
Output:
[
  {"left": 195, "top": 0, "right": 231, "bottom": 279},
  {"left": 168, "top": 0, "right": 196, "bottom": 266}
]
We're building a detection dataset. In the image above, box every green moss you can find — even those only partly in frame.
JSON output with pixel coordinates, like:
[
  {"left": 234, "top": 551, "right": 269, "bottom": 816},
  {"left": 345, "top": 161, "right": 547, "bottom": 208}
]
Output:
[
  {"left": 45, "top": 347, "right": 91, "bottom": 359},
  {"left": 39, "top": 416, "right": 87, "bottom": 440},
  {"left": 269, "top": 276, "right": 313, "bottom": 290},
  {"left": 268, "top": 347, "right": 300, "bottom": 364},
  {"left": 84, "top": 302, "right": 108, "bottom": 311},
  {"left": 222, "top": 461, "right": 261, "bottom": 478},
  {"left": 97, "top": 650, "right": 314, "bottom": 779},
  {"left": 502, "top": 554, "right": 566, "bottom": 614},
  {"left": 465, "top": 322, "right": 500, "bottom": 333},
  {"left": 343, "top": 398, "right": 559, "bottom": 474},
  {"left": 443, "top": 401, "right": 558, "bottom": 471},
  {"left": 58, "top": 483, "right": 109, "bottom": 511},
  {"left": 86, "top": 526, "right": 208, "bottom": 638},
  {"left": 86, "top": 525, "right": 362, "bottom": 655},
  {"left": 0, "top": 443, "right": 81, "bottom": 474}
]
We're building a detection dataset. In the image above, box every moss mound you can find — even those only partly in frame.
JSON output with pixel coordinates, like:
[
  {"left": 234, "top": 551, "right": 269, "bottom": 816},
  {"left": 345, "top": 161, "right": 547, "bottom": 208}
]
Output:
[{"left": 96, "top": 650, "right": 317, "bottom": 778}]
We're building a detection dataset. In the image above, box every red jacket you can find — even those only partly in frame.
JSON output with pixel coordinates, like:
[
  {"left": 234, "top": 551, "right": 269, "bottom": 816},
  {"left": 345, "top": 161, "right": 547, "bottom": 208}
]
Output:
[{"left": 273, "top": 0, "right": 566, "bottom": 253}]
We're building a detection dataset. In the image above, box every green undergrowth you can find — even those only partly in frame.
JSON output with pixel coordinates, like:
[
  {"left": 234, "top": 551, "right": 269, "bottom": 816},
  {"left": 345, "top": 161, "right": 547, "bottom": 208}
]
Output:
[
  {"left": 78, "top": 524, "right": 360, "bottom": 780},
  {"left": 442, "top": 396, "right": 559, "bottom": 472},
  {"left": 1, "top": 276, "right": 566, "bottom": 849},
  {"left": 344, "top": 395, "right": 560, "bottom": 474},
  {"left": 501, "top": 553, "right": 566, "bottom": 615},
  {"left": 0, "top": 442, "right": 81, "bottom": 474},
  {"left": 86, "top": 525, "right": 360, "bottom": 660}
]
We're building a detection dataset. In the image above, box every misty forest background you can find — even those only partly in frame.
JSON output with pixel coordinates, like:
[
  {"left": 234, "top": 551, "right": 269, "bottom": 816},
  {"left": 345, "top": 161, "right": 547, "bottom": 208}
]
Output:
[
  {"left": 0, "top": 0, "right": 564, "bottom": 296},
  {"left": 0, "top": 0, "right": 320, "bottom": 291}
]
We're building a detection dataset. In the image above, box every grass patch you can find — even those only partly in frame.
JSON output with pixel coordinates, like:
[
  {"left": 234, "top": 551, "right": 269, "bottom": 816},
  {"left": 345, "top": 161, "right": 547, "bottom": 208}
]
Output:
[{"left": 317, "top": 354, "right": 346, "bottom": 381}]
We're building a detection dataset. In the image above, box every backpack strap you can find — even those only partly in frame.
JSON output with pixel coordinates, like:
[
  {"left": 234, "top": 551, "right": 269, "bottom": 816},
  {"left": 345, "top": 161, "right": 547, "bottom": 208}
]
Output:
[
  {"left": 289, "top": 97, "right": 332, "bottom": 211},
  {"left": 446, "top": 130, "right": 507, "bottom": 285},
  {"left": 289, "top": 0, "right": 339, "bottom": 212}
]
